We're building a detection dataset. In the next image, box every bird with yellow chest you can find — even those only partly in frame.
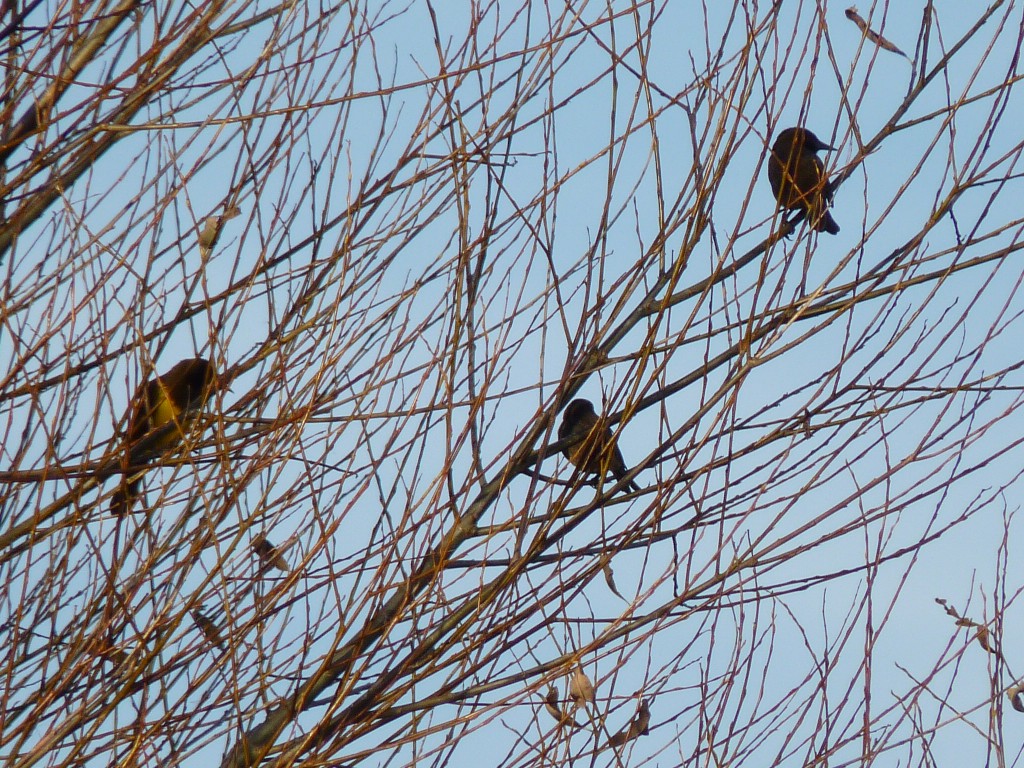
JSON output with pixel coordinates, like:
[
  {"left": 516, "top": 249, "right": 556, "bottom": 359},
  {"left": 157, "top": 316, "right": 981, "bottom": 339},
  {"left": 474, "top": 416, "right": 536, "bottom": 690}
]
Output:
[{"left": 110, "top": 358, "right": 220, "bottom": 516}]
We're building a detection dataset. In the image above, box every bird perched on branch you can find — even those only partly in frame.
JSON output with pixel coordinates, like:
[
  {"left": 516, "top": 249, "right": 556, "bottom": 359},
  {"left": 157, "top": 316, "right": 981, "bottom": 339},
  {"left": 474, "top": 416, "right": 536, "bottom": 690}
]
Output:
[
  {"left": 767, "top": 126, "right": 840, "bottom": 234},
  {"left": 557, "top": 398, "right": 640, "bottom": 493},
  {"left": 110, "top": 357, "right": 219, "bottom": 515}
]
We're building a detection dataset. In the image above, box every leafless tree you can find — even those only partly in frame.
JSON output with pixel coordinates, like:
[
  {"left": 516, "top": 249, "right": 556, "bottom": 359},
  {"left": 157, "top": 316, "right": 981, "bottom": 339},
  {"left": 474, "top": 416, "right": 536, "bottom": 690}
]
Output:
[{"left": 3, "top": 2, "right": 1024, "bottom": 767}]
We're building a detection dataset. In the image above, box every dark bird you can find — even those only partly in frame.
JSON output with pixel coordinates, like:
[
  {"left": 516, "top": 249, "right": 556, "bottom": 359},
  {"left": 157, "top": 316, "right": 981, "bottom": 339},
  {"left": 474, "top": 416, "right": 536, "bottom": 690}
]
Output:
[
  {"left": 768, "top": 127, "right": 840, "bottom": 234},
  {"left": 557, "top": 398, "right": 640, "bottom": 493},
  {"left": 191, "top": 608, "right": 226, "bottom": 651},
  {"left": 252, "top": 533, "right": 290, "bottom": 573},
  {"left": 111, "top": 358, "right": 218, "bottom": 515}
]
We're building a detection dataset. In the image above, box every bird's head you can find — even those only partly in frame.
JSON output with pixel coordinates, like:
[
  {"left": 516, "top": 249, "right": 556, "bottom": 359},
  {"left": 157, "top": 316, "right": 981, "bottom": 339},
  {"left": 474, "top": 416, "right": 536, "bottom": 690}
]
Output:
[
  {"left": 563, "top": 398, "right": 597, "bottom": 422},
  {"left": 775, "top": 126, "right": 835, "bottom": 154}
]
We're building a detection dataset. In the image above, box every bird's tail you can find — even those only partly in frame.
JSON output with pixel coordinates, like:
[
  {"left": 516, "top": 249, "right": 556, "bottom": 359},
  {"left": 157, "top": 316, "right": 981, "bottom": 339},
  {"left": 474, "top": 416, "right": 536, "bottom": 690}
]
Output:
[
  {"left": 110, "top": 477, "right": 141, "bottom": 516},
  {"left": 814, "top": 210, "right": 840, "bottom": 234},
  {"left": 612, "top": 467, "right": 641, "bottom": 494}
]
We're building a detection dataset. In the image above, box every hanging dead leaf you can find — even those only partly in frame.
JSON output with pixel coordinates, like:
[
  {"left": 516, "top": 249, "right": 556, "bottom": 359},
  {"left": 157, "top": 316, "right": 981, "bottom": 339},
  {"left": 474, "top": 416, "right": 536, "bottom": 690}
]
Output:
[
  {"left": 608, "top": 698, "right": 651, "bottom": 746},
  {"left": 634, "top": 698, "right": 651, "bottom": 736},
  {"left": 975, "top": 625, "right": 994, "bottom": 653},
  {"left": 569, "top": 667, "right": 595, "bottom": 710},
  {"left": 253, "top": 533, "right": 290, "bottom": 573},
  {"left": 541, "top": 687, "right": 582, "bottom": 727},
  {"left": 1008, "top": 684, "right": 1024, "bottom": 713},
  {"left": 198, "top": 205, "right": 242, "bottom": 257},
  {"left": 937, "top": 597, "right": 979, "bottom": 628},
  {"left": 600, "top": 554, "right": 624, "bottom": 600},
  {"left": 191, "top": 609, "right": 225, "bottom": 650},
  {"left": 937, "top": 597, "right": 998, "bottom": 653},
  {"left": 543, "top": 687, "right": 563, "bottom": 722},
  {"left": 845, "top": 7, "right": 910, "bottom": 59}
]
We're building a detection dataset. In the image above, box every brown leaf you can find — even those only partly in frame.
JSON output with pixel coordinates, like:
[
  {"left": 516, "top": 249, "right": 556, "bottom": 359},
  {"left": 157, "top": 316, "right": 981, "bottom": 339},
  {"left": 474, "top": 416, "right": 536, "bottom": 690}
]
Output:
[
  {"left": 1009, "top": 684, "right": 1024, "bottom": 713},
  {"left": 937, "top": 597, "right": 978, "bottom": 628},
  {"left": 608, "top": 698, "right": 651, "bottom": 747},
  {"left": 937, "top": 598, "right": 996, "bottom": 655},
  {"left": 543, "top": 687, "right": 563, "bottom": 722},
  {"left": 541, "top": 687, "right": 581, "bottom": 727},
  {"left": 975, "top": 626, "right": 994, "bottom": 653},
  {"left": 197, "top": 206, "right": 241, "bottom": 257},
  {"left": 191, "top": 609, "right": 225, "bottom": 650},
  {"left": 633, "top": 698, "right": 651, "bottom": 736},
  {"left": 600, "top": 554, "right": 624, "bottom": 600},
  {"left": 569, "top": 667, "right": 595, "bottom": 710},
  {"left": 845, "top": 7, "right": 910, "bottom": 59},
  {"left": 198, "top": 217, "right": 222, "bottom": 257},
  {"left": 253, "top": 533, "right": 290, "bottom": 573}
]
